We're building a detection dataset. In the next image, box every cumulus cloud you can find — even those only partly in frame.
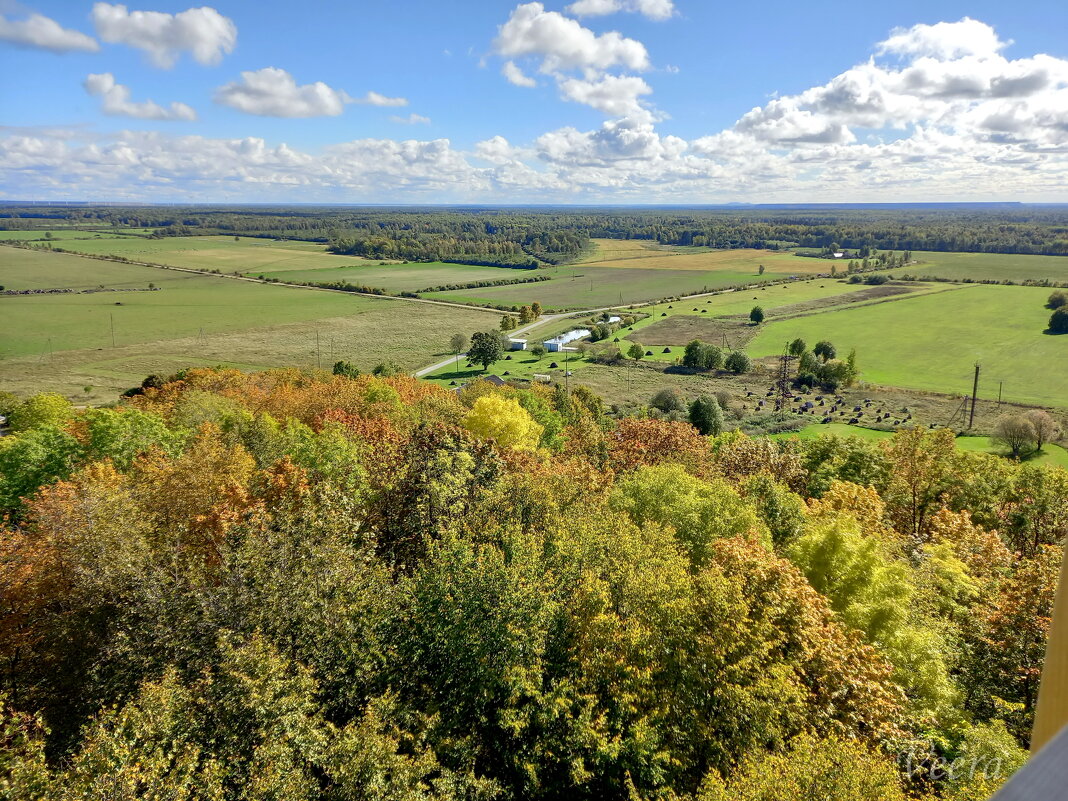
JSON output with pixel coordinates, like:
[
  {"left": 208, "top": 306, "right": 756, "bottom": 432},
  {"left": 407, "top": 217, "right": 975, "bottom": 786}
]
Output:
[
  {"left": 877, "top": 17, "right": 1007, "bottom": 60},
  {"left": 353, "top": 91, "right": 408, "bottom": 107},
  {"left": 91, "top": 2, "right": 236, "bottom": 68},
  {"left": 0, "top": 12, "right": 99, "bottom": 53},
  {"left": 494, "top": 3, "right": 649, "bottom": 73},
  {"left": 214, "top": 68, "right": 352, "bottom": 118},
  {"left": 5, "top": 17, "right": 1068, "bottom": 204},
  {"left": 502, "top": 60, "right": 537, "bottom": 88},
  {"left": 390, "top": 113, "right": 431, "bottom": 124},
  {"left": 84, "top": 72, "right": 196, "bottom": 120},
  {"left": 558, "top": 74, "right": 654, "bottom": 119},
  {"left": 493, "top": 2, "right": 657, "bottom": 119},
  {"left": 565, "top": 0, "right": 675, "bottom": 21}
]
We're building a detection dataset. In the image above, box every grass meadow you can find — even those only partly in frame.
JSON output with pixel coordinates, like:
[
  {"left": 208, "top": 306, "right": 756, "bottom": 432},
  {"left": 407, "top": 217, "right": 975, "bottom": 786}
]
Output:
[
  {"left": 249, "top": 261, "right": 521, "bottom": 292},
  {"left": 770, "top": 423, "right": 1068, "bottom": 469},
  {"left": 748, "top": 284, "right": 1068, "bottom": 406},
  {"left": 0, "top": 246, "right": 498, "bottom": 399},
  {"left": 45, "top": 235, "right": 380, "bottom": 273},
  {"left": 901, "top": 250, "right": 1068, "bottom": 283}
]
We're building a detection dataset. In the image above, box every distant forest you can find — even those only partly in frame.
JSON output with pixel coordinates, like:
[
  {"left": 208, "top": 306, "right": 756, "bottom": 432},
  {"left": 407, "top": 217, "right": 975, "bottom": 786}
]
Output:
[{"left": 4, "top": 204, "right": 1068, "bottom": 264}]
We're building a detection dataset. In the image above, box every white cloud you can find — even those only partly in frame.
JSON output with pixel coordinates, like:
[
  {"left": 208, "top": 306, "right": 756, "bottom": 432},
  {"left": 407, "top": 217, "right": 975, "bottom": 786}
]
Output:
[
  {"left": 84, "top": 73, "right": 196, "bottom": 121},
  {"left": 90, "top": 2, "right": 236, "bottom": 68},
  {"left": 353, "top": 91, "right": 408, "bottom": 107},
  {"left": 214, "top": 67, "right": 352, "bottom": 118},
  {"left": 493, "top": 2, "right": 657, "bottom": 120},
  {"left": 0, "top": 12, "right": 99, "bottom": 53},
  {"left": 877, "top": 17, "right": 1007, "bottom": 60},
  {"left": 5, "top": 18, "right": 1068, "bottom": 204},
  {"left": 502, "top": 60, "right": 537, "bottom": 88},
  {"left": 565, "top": 0, "right": 675, "bottom": 21},
  {"left": 558, "top": 74, "right": 653, "bottom": 119},
  {"left": 494, "top": 2, "right": 649, "bottom": 74},
  {"left": 390, "top": 113, "right": 431, "bottom": 124}
]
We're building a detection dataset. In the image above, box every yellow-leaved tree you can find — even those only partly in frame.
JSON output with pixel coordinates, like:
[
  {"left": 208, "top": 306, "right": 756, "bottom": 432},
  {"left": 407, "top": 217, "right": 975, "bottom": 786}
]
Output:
[{"left": 463, "top": 395, "right": 543, "bottom": 451}]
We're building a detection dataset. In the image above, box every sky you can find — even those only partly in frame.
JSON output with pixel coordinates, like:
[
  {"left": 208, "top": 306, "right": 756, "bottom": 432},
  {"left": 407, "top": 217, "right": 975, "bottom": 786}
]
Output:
[{"left": 1, "top": 0, "right": 1067, "bottom": 203}]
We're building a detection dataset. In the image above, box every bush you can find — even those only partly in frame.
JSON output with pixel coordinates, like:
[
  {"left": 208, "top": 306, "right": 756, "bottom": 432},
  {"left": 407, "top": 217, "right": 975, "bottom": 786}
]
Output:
[
  {"left": 1047, "top": 290, "right": 1068, "bottom": 309},
  {"left": 651, "top": 388, "right": 687, "bottom": 413},
  {"left": 725, "top": 351, "right": 752, "bottom": 374},
  {"left": 1049, "top": 307, "right": 1068, "bottom": 333}
]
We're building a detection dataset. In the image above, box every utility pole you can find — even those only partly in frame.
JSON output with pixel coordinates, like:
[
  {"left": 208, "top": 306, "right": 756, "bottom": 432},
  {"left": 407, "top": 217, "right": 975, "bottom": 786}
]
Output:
[{"left": 968, "top": 362, "right": 980, "bottom": 429}]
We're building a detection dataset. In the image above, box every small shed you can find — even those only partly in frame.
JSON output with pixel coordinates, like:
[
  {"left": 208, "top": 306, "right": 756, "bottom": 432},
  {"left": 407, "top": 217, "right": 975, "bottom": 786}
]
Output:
[{"left": 508, "top": 338, "right": 527, "bottom": 351}]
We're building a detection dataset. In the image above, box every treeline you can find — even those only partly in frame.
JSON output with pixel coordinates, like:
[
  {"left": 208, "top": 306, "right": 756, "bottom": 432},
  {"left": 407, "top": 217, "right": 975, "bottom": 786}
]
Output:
[
  {"left": 4, "top": 204, "right": 1068, "bottom": 257},
  {"left": 0, "top": 371, "right": 1063, "bottom": 800}
]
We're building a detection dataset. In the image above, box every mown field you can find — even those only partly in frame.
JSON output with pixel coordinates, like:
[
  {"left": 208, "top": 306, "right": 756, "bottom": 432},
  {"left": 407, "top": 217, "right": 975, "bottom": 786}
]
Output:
[
  {"left": 575, "top": 239, "right": 819, "bottom": 273},
  {"left": 0, "top": 229, "right": 150, "bottom": 241},
  {"left": 748, "top": 284, "right": 1068, "bottom": 407},
  {"left": 249, "top": 261, "right": 523, "bottom": 292},
  {"left": 0, "top": 246, "right": 497, "bottom": 399},
  {"left": 423, "top": 240, "right": 834, "bottom": 310},
  {"left": 902, "top": 250, "right": 1068, "bottom": 283},
  {"left": 39, "top": 235, "right": 381, "bottom": 273}
]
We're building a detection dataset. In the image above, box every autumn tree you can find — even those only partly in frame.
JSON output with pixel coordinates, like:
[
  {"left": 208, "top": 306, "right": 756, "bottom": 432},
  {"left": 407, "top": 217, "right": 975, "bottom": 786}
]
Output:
[
  {"left": 1024, "top": 409, "right": 1061, "bottom": 451},
  {"left": 992, "top": 414, "right": 1037, "bottom": 459},
  {"left": 449, "top": 332, "right": 469, "bottom": 355}
]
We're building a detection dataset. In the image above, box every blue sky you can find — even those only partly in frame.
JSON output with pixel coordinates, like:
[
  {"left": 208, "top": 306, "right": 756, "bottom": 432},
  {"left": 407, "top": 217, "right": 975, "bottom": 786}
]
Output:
[{"left": 2, "top": 1, "right": 1068, "bottom": 202}]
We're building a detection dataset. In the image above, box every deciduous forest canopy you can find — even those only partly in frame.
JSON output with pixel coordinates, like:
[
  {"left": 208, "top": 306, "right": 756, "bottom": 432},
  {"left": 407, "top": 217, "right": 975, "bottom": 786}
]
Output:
[{"left": 0, "top": 370, "right": 1063, "bottom": 800}]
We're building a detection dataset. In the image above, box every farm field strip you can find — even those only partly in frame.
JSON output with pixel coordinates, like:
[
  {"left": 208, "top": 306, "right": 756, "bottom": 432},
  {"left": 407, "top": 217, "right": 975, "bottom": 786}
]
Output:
[
  {"left": 748, "top": 283, "right": 1068, "bottom": 407},
  {"left": 0, "top": 246, "right": 501, "bottom": 398},
  {"left": 899, "top": 250, "right": 1068, "bottom": 283}
]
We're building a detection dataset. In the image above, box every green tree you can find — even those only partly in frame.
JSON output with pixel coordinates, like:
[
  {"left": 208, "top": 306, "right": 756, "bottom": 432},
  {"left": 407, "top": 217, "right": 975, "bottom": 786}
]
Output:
[
  {"left": 530, "top": 301, "right": 543, "bottom": 319},
  {"left": 788, "top": 338, "right": 806, "bottom": 357},
  {"left": 529, "top": 343, "right": 546, "bottom": 360},
  {"left": 749, "top": 306, "right": 764, "bottom": 324},
  {"left": 724, "top": 351, "right": 751, "bottom": 374},
  {"left": 757, "top": 264, "right": 765, "bottom": 275},
  {"left": 698, "top": 733, "right": 908, "bottom": 801},
  {"left": 610, "top": 464, "right": 768, "bottom": 567},
  {"left": 8, "top": 393, "right": 74, "bottom": 432},
  {"left": 468, "top": 331, "right": 504, "bottom": 371},
  {"left": 332, "top": 360, "right": 360, "bottom": 379},
  {"left": 628, "top": 342, "right": 645, "bottom": 362},
  {"left": 689, "top": 396, "right": 724, "bottom": 436},
  {"left": 651, "top": 388, "right": 686, "bottom": 413},
  {"left": 813, "top": 340, "right": 836, "bottom": 361},
  {"left": 1048, "top": 307, "right": 1068, "bottom": 333}
]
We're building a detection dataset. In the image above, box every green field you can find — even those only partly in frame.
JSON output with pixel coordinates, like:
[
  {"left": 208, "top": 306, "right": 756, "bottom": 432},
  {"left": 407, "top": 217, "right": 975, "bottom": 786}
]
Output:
[
  {"left": 44, "top": 235, "right": 381, "bottom": 273},
  {"left": 250, "top": 261, "right": 525, "bottom": 292},
  {"left": 1, "top": 246, "right": 170, "bottom": 291},
  {"left": 424, "top": 265, "right": 805, "bottom": 310},
  {"left": 0, "top": 246, "right": 498, "bottom": 399},
  {"left": 902, "top": 250, "right": 1068, "bottom": 283},
  {"left": 749, "top": 284, "right": 1068, "bottom": 406},
  {"left": 0, "top": 229, "right": 148, "bottom": 241},
  {"left": 423, "top": 241, "right": 835, "bottom": 310},
  {"left": 770, "top": 423, "right": 1068, "bottom": 468}
]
